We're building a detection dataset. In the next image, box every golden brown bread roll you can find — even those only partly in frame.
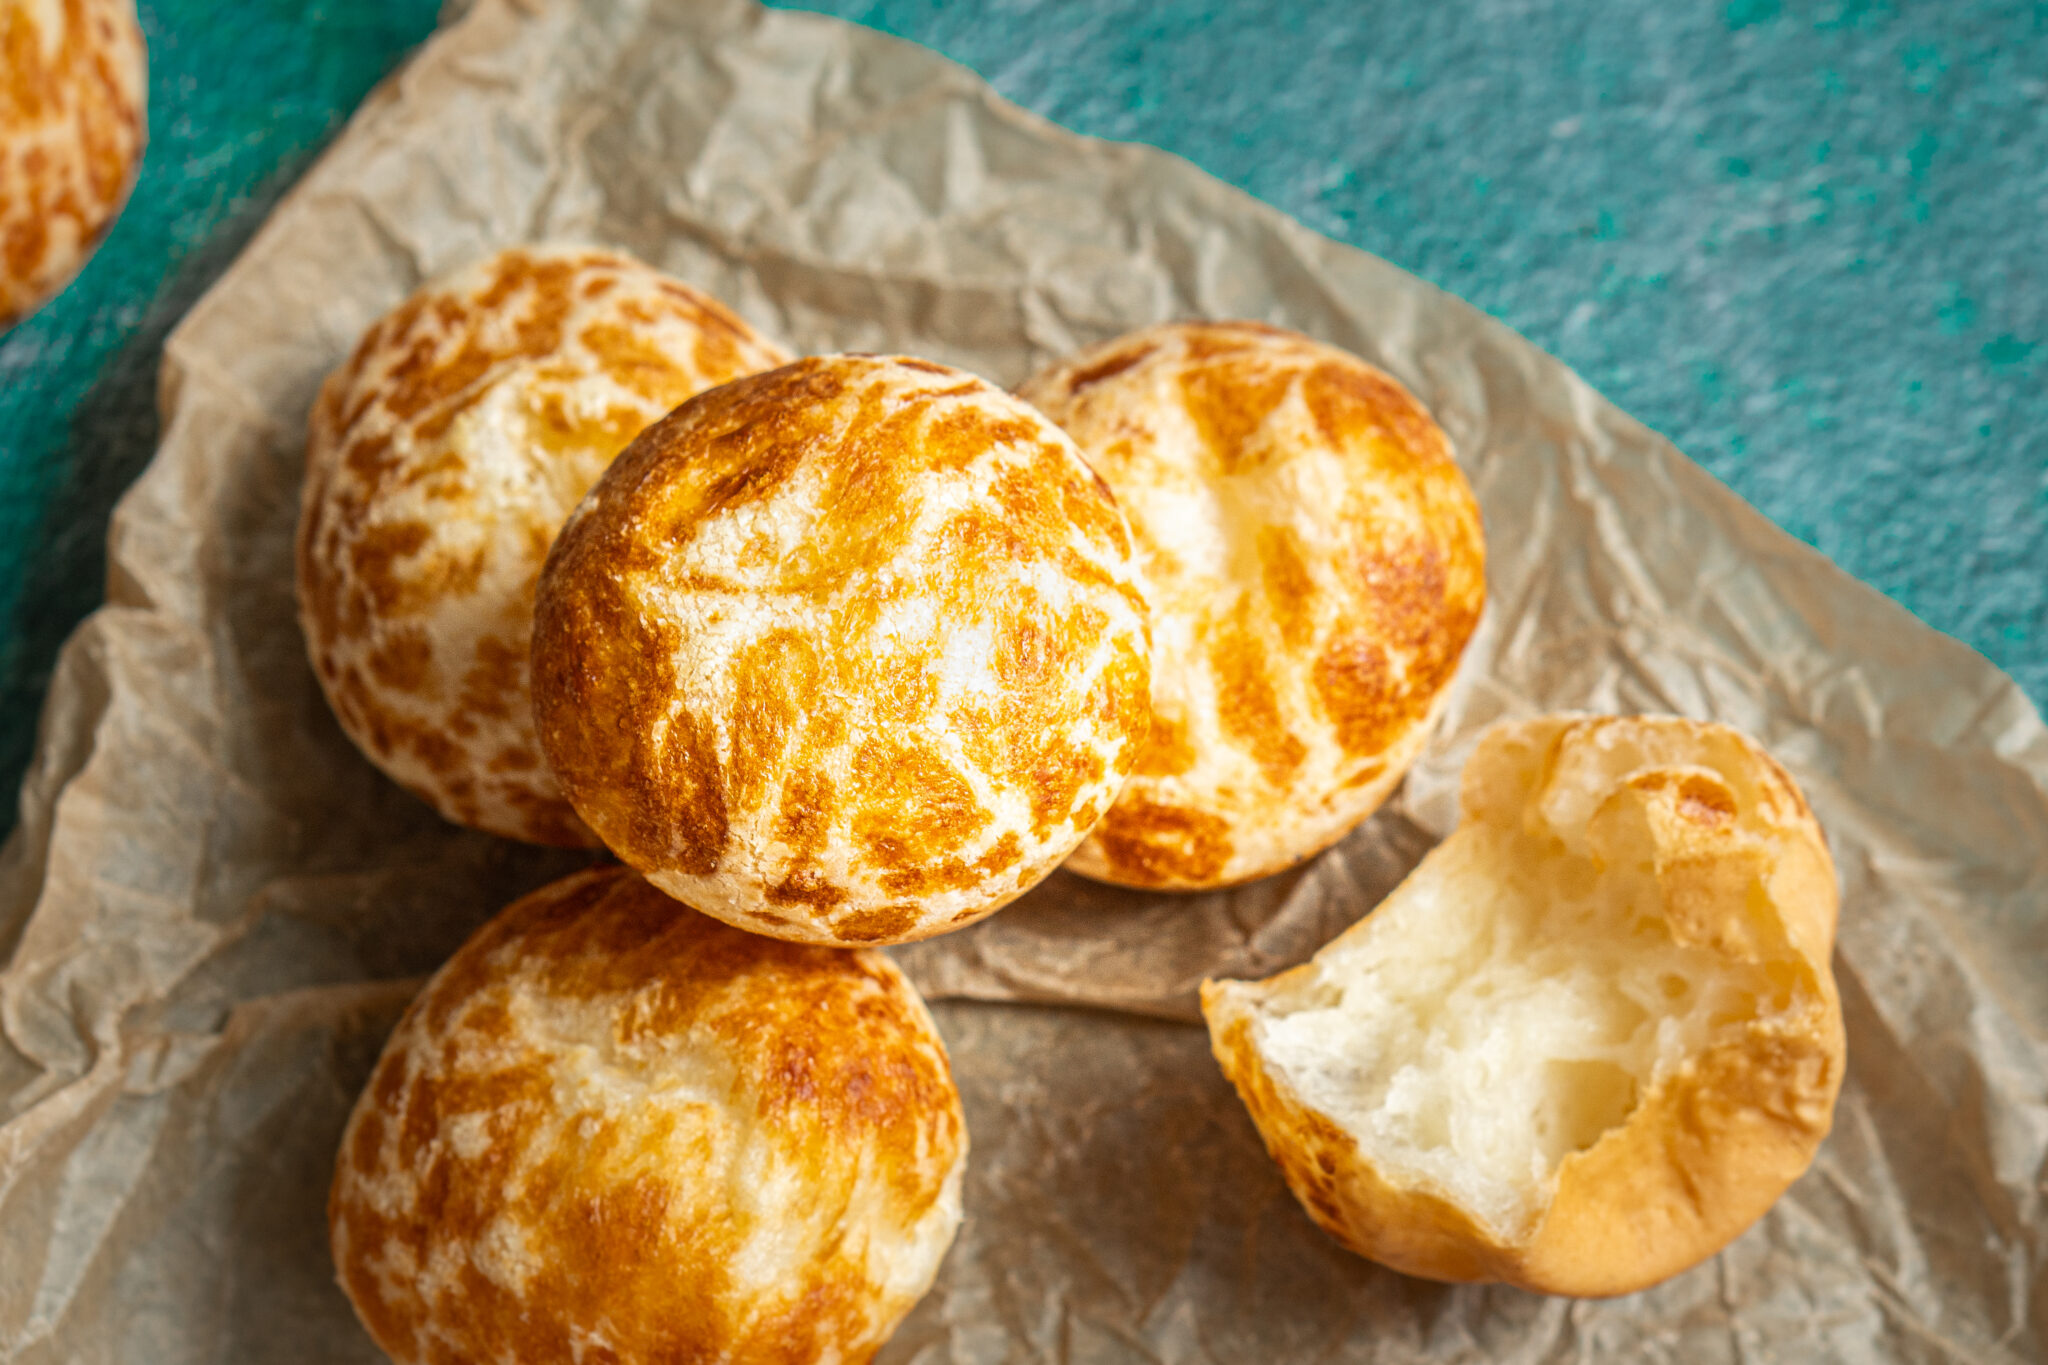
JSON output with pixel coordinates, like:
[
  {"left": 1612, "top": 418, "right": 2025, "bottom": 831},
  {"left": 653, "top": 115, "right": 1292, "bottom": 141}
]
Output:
[
  {"left": 0, "top": 0, "right": 146, "bottom": 329},
  {"left": 532, "top": 354, "right": 1153, "bottom": 946},
  {"left": 330, "top": 866, "right": 967, "bottom": 1364},
  {"left": 1203, "top": 714, "right": 1844, "bottom": 1297},
  {"left": 1018, "top": 321, "right": 1485, "bottom": 891},
  {"left": 296, "top": 245, "right": 789, "bottom": 845}
]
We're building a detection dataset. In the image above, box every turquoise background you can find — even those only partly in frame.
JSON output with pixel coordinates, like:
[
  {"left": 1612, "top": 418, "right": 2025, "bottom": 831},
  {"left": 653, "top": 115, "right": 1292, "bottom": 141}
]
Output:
[{"left": 1, "top": 0, "right": 2043, "bottom": 835}]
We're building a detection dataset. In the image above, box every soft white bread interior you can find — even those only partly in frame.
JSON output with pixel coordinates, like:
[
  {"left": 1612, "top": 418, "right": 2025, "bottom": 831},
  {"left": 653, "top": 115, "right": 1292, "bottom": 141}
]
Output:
[{"left": 1203, "top": 714, "right": 1844, "bottom": 1297}]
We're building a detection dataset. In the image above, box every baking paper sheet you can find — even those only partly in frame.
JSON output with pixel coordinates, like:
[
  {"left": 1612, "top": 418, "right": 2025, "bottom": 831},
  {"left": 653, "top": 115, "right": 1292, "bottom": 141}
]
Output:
[{"left": 2, "top": 0, "right": 2044, "bottom": 1359}]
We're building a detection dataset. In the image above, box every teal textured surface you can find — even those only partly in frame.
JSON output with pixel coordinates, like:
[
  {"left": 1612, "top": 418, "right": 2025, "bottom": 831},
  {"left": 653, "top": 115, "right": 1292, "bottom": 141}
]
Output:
[{"left": 0, "top": 0, "right": 2042, "bottom": 835}]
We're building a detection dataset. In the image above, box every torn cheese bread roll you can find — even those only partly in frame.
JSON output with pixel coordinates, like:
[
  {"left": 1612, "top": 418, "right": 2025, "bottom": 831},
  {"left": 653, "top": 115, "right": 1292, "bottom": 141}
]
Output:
[
  {"left": 297, "top": 245, "right": 789, "bottom": 845},
  {"left": 1203, "top": 715, "right": 1844, "bottom": 1297},
  {"left": 532, "top": 355, "right": 1153, "bottom": 947},
  {"left": 1020, "top": 322, "right": 1484, "bottom": 890},
  {"left": 1, "top": 0, "right": 147, "bottom": 329},
  {"left": 330, "top": 866, "right": 967, "bottom": 1365}
]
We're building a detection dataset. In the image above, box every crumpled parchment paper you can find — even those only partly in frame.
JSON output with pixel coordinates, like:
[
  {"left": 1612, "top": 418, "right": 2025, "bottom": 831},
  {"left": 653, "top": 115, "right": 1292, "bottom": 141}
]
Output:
[{"left": 1, "top": 0, "right": 2044, "bottom": 1360}]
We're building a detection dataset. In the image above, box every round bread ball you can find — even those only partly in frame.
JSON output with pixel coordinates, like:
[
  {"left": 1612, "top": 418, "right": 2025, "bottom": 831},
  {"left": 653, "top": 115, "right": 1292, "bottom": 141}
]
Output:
[
  {"left": 1018, "top": 322, "right": 1486, "bottom": 890},
  {"left": 296, "top": 245, "right": 790, "bottom": 845},
  {"left": 532, "top": 354, "right": 1153, "bottom": 946},
  {"left": 330, "top": 865, "right": 967, "bottom": 1364},
  {"left": 0, "top": 0, "right": 147, "bottom": 329},
  {"left": 1203, "top": 715, "right": 1845, "bottom": 1297}
]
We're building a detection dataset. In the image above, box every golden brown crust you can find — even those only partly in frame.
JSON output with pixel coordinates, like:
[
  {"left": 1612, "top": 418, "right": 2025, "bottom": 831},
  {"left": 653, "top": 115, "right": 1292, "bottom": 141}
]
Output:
[
  {"left": 531, "top": 354, "right": 1153, "bottom": 946},
  {"left": 1020, "top": 322, "right": 1485, "bottom": 890},
  {"left": 0, "top": 0, "right": 146, "bottom": 328},
  {"left": 1202, "top": 714, "right": 1845, "bottom": 1297},
  {"left": 329, "top": 866, "right": 967, "bottom": 1365},
  {"left": 296, "top": 245, "right": 789, "bottom": 845}
]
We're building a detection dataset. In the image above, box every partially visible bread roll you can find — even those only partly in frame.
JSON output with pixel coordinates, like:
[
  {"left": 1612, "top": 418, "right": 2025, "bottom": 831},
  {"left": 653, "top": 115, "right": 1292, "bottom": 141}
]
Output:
[
  {"left": 296, "top": 245, "right": 789, "bottom": 845},
  {"left": 532, "top": 354, "right": 1153, "bottom": 947},
  {"left": 330, "top": 866, "right": 967, "bottom": 1365},
  {"left": 1203, "top": 715, "right": 1844, "bottom": 1297},
  {"left": 0, "top": 0, "right": 147, "bottom": 329},
  {"left": 1019, "top": 322, "right": 1484, "bottom": 891}
]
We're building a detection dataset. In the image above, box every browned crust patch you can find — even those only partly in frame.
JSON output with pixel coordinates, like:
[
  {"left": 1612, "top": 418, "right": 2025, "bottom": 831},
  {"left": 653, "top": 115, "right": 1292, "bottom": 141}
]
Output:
[
  {"left": 532, "top": 355, "right": 1152, "bottom": 944},
  {"left": 329, "top": 867, "right": 966, "bottom": 1364},
  {"left": 1092, "top": 796, "right": 1235, "bottom": 886},
  {"left": 295, "top": 245, "right": 790, "bottom": 845},
  {"left": 0, "top": 0, "right": 146, "bottom": 327},
  {"left": 1021, "top": 321, "right": 1485, "bottom": 890}
]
